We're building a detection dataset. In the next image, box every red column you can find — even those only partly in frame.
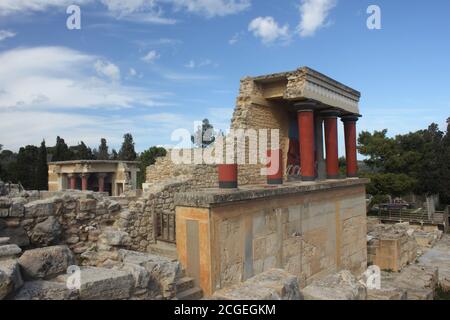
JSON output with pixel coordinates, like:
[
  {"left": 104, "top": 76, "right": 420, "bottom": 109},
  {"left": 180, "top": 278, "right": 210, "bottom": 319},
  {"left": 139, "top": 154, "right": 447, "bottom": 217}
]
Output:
[
  {"left": 298, "top": 110, "right": 315, "bottom": 181},
  {"left": 267, "top": 149, "right": 283, "bottom": 185},
  {"left": 218, "top": 164, "right": 238, "bottom": 189},
  {"left": 342, "top": 115, "right": 359, "bottom": 178},
  {"left": 323, "top": 112, "right": 340, "bottom": 179},
  {"left": 81, "top": 174, "right": 89, "bottom": 191},
  {"left": 98, "top": 174, "right": 106, "bottom": 193},
  {"left": 69, "top": 175, "right": 77, "bottom": 190}
]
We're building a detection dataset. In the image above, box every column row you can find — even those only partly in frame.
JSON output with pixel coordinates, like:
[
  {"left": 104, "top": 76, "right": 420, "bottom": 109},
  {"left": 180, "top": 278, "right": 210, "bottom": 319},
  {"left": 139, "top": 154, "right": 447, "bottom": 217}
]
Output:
[
  {"left": 67, "top": 173, "right": 107, "bottom": 192},
  {"left": 297, "top": 109, "right": 359, "bottom": 181}
]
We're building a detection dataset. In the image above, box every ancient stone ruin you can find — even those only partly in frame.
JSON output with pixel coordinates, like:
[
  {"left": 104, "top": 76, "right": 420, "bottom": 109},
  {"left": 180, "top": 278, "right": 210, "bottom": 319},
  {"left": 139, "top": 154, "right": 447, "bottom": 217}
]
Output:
[{"left": 1, "top": 67, "right": 449, "bottom": 300}]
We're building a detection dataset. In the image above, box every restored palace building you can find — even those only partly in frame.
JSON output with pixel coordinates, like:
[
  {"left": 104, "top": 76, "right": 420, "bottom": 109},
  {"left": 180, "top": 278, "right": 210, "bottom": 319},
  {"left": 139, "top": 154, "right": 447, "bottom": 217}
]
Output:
[{"left": 48, "top": 160, "right": 140, "bottom": 196}]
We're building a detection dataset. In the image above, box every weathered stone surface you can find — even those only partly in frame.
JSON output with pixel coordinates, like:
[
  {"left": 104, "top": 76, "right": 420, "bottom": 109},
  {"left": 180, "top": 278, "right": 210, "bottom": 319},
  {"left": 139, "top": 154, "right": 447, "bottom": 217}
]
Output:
[
  {"left": 0, "top": 237, "right": 9, "bottom": 245},
  {"left": 367, "top": 286, "right": 407, "bottom": 300},
  {"left": 212, "top": 269, "right": 302, "bottom": 300},
  {"left": 107, "top": 200, "right": 120, "bottom": 213},
  {"left": 0, "top": 226, "right": 29, "bottom": 247},
  {"left": 417, "top": 235, "right": 450, "bottom": 292},
  {"left": 24, "top": 198, "right": 55, "bottom": 218},
  {"left": 303, "top": 270, "right": 367, "bottom": 300},
  {"left": 0, "top": 244, "right": 22, "bottom": 259},
  {"left": 0, "top": 259, "right": 23, "bottom": 299},
  {"left": 99, "top": 229, "right": 131, "bottom": 247},
  {"left": 18, "top": 245, "right": 75, "bottom": 279},
  {"left": 30, "top": 216, "right": 62, "bottom": 246},
  {"left": 388, "top": 265, "right": 439, "bottom": 300},
  {"left": 121, "top": 262, "right": 150, "bottom": 289},
  {"left": 76, "top": 267, "right": 134, "bottom": 300},
  {"left": 119, "top": 249, "right": 182, "bottom": 298},
  {"left": 10, "top": 198, "right": 26, "bottom": 217},
  {"left": 78, "top": 199, "right": 97, "bottom": 212},
  {"left": 13, "top": 280, "right": 78, "bottom": 300}
]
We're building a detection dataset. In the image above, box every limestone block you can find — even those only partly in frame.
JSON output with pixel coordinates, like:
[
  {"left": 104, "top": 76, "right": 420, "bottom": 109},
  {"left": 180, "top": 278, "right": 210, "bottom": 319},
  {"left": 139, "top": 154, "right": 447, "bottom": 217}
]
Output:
[
  {"left": 9, "top": 198, "right": 26, "bottom": 217},
  {"left": 303, "top": 270, "right": 367, "bottom": 300},
  {"left": 24, "top": 198, "right": 55, "bottom": 218},
  {"left": 390, "top": 265, "right": 438, "bottom": 300},
  {"left": 121, "top": 262, "right": 150, "bottom": 289},
  {"left": 119, "top": 249, "right": 182, "bottom": 298},
  {"left": 0, "top": 244, "right": 22, "bottom": 259},
  {"left": 18, "top": 245, "right": 75, "bottom": 279},
  {"left": 0, "top": 237, "right": 9, "bottom": 245},
  {"left": 0, "top": 259, "right": 23, "bottom": 299},
  {"left": 30, "top": 216, "right": 62, "bottom": 246},
  {"left": 99, "top": 229, "right": 131, "bottom": 247},
  {"left": 212, "top": 269, "right": 302, "bottom": 300},
  {"left": 367, "top": 286, "right": 407, "bottom": 300},
  {"left": 76, "top": 267, "right": 134, "bottom": 300},
  {"left": 78, "top": 198, "right": 96, "bottom": 212},
  {"left": 13, "top": 280, "right": 78, "bottom": 300},
  {"left": 0, "top": 225, "right": 30, "bottom": 247}
]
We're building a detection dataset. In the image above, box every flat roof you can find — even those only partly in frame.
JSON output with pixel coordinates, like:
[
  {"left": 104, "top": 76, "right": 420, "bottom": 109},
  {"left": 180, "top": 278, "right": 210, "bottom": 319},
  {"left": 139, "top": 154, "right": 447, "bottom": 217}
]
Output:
[{"left": 48, "top": 160, "right": 140, "bottom": 165}]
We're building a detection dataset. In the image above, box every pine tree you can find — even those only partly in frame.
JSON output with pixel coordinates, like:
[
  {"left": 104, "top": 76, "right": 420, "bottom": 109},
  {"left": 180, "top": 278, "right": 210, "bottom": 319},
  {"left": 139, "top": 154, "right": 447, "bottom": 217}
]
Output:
[
  {"left": 97, "top": 138, "right": 109, "bottom": 160},
  {"left": 52, "top": 136, "right": 72, "bottom": 161},
  {"left": 36, "top": 140, "right": 48, "bottom": 190},
  {"left": 118, "top": 133, "right": 137, "bottom": 161},
  {"left": 111, "top": 149, "right": 118, "bottom": 160}
]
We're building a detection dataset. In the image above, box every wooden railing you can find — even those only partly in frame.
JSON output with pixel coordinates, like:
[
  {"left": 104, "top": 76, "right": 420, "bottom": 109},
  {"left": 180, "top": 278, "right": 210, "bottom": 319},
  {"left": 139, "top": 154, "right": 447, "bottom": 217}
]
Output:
[{"left": 374, "top": 207, "right": 448, "bottom": 230}]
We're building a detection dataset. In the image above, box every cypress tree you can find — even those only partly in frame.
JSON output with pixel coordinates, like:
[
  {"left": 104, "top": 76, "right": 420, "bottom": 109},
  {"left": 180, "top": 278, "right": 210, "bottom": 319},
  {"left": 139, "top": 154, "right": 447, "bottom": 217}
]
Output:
[
  {"left": 118, "top": 133, "right": 137, "bottom": 161},
  {"left": 36, "top": 140, "right": 48, "bottom": 190}
]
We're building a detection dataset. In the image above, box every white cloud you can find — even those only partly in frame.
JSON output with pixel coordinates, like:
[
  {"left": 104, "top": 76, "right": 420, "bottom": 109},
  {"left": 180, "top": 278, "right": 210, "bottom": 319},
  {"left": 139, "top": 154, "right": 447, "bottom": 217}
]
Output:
[
  {"left": 0, "top": 30, "right": 16, "bottom": 41},
  {"left": 100, "top": 0, "right": 177, "bottom": 24},
  {"left": 248, "top": 16, "right": 290, "bottom": 44},
  {"left": 184, "top": 59, "right": 217, "bottom": 68},
  {"left": 229, "top": 31, "right": 243, "bottom": 45},
  {"left": 297, "top": 0, "right": 336, "bottom": 37},
  {"left": 0, "top": 46, "right": 167, "bottom": 110},
  {"left": 0, "top": 0, "right": 90, "bottom": 16},
  {"left": 128, "top": 68, "right": 137, "bottom": 76},
  {"left": 171, "top": 0, "right": 251, "bottom": 17},
  {"left": 141, "top": 50, "right": 160, "bottom": 63},
  {"left": 94, "top": 60, "right": 121, "bottom": 81}
]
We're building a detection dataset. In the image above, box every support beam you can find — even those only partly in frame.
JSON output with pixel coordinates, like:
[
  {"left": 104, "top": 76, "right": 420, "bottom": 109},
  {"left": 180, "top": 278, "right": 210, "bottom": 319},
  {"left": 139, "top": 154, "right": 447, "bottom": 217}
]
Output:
[
  {"left": 297, "top": 109, "right": 315, "bottom": 181},
  {"left": 323, "top": 111, "right": 340, "bottom": 179},
  {"left": 341, "top": 115, "right": 360, "bottom": 178}
]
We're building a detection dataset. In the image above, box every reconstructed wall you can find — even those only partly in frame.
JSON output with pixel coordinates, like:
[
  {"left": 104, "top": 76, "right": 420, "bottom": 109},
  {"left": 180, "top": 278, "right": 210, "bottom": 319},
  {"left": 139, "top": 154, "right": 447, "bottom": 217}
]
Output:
[
  {"left": 230, "top": 78, "right": 290, "bottom": 185},
  {"left": 175, "top": 180, "right": 368, "bottom": 296}
]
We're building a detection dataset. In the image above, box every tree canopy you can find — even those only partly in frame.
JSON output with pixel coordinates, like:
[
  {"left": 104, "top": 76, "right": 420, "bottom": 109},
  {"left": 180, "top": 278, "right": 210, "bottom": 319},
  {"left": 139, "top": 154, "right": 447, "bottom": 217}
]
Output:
[{"left": 119, "top": 133, "right": 137, "bottom": 161}]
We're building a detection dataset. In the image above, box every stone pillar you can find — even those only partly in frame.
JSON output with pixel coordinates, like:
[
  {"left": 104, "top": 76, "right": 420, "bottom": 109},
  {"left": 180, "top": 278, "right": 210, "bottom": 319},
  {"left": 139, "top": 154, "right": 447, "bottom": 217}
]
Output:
[
  {"left": 98, "top": 173, "right": 107, "bottom": 193},
  {"left": 218, "top": 164, "right": 238, "bottom": 189},
  {"left": 323, "top": 111, "right": 340, "bottom": 179},
  {"left": 341, "top": 115, "right": 360, "bottom": 178},
  {"left": 68, "top": 174, "right": 77, "bottom": 190},
  {"left": 81, "top": 174, "right": 89, "bottom": 191},
  {"left": 297, "top": 109, "right": 315, "bottom": 181}
]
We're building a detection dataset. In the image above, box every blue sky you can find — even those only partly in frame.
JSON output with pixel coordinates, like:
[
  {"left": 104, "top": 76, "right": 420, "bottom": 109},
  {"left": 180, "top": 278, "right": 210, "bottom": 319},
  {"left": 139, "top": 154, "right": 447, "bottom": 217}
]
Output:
[{"left": 0, "top": 0, "right": 449, "bottom": 154}]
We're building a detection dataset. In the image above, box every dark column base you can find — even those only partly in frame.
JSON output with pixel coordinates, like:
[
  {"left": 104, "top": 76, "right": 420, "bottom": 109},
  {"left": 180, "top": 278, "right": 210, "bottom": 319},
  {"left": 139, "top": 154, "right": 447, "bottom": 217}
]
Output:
[
  {"left": 219, "top": 181, "right": 238, "bottom": 189},
  {"left": 301, "top": 176, "right": 316, "bottom": 182},
  {"left": 267, "top": 178, "right": 283, "bottom": 185},
  {"left": 327, "top": 175, "right": 341, "bottom": 180}
]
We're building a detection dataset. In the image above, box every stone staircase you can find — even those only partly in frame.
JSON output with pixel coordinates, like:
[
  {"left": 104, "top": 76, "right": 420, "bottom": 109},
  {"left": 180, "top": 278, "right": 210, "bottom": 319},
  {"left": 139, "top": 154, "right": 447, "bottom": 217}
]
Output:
[
  {"left": 174, "top": 270, "right": 203, "bottom": 300},
  {"left": 148, "top": 241, "right": 178, "bottom": 260}
]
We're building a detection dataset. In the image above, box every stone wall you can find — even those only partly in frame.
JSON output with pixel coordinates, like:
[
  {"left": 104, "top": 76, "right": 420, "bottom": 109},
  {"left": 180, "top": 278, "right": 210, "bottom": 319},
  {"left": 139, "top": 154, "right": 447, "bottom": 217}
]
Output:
[
  {"left": 0, "top": 191, "right": 124, "bottom": 258},
  {"left": 175, "top": 179, "right": 368, "bottom": 296}
]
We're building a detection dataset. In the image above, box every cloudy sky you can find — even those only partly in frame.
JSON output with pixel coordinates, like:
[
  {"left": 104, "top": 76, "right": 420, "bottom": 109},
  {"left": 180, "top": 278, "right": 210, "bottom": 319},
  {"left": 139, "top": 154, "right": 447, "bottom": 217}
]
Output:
[{"left": 0, "top": 0, "right": 449, "bottom": 153}]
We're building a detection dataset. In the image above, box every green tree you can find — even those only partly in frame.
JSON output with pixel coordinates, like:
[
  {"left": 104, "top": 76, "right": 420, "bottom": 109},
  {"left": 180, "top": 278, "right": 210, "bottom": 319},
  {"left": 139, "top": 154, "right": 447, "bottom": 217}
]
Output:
[
  {"left": 439, "top": 118, "right": 450, "bottom": 203},
  {"left": 118, "top": 133, "right": 137, "bottom": 161},
  {"left": 137, "top": 147, "right": 167, "bottom": 187},
  {"left": 97, "top": 138, "right": 109, "bottom": 160},
  {"left": 36, "top": 140, "right": 48, "bottom": 190},
  {"left": 16, "top": 145, "right": 39, "bottom": 189},
  {"left": 52, "top": 136, "right": 72, "bottom": 161},
  {"left": 191, "top": 119, "right": 216, "bottom": 148},
  {"left": 71, "top": 141, "right": 94, "bottom": 160},
  {"left": 111, "top": 149, "right": 118, "bottom": 160}
]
